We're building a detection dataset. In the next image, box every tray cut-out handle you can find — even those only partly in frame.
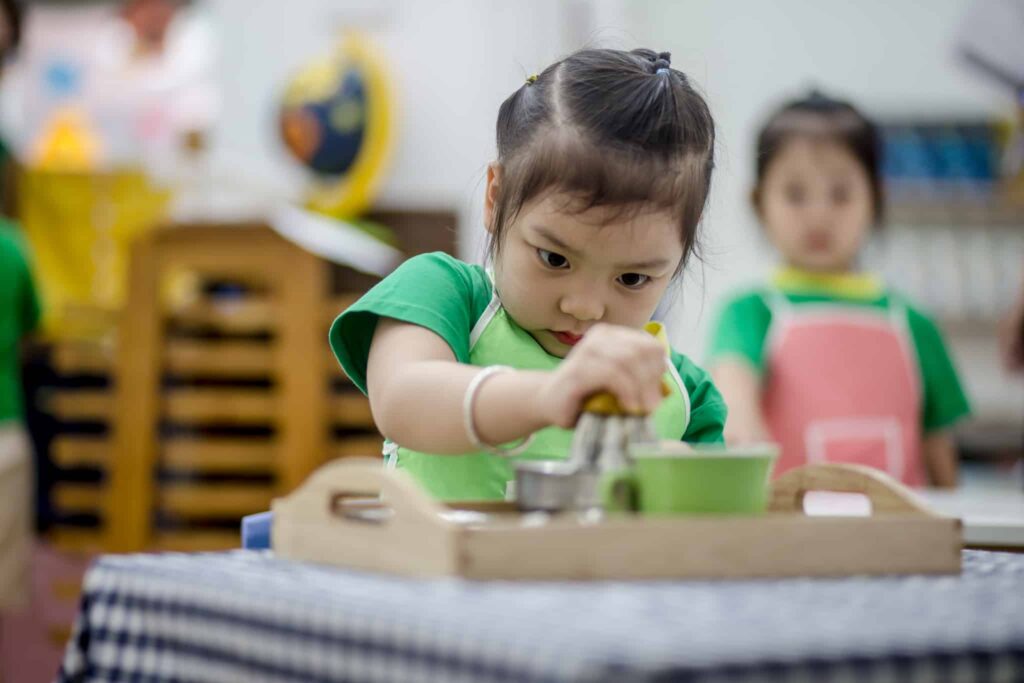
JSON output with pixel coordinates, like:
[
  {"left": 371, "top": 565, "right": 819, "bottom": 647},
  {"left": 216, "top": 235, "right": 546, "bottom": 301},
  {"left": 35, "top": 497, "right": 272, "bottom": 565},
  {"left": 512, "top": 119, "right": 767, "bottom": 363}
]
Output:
[
  {"left": 769, "top": 463, "right": 937, "bottom": 516},
  {"left": 274, "top": 458, "right": 449, "bottom": 529},
  {"left": 329, "top": 492, "right": 394, "bottom": 524}
]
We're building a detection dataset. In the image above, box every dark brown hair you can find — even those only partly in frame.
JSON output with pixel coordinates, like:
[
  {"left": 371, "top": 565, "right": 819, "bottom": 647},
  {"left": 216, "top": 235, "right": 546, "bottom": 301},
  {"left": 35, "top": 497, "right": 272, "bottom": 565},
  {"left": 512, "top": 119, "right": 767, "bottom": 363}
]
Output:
[
  {"left": 754, "top": 90, "right": 884, "bottom": 223},
  {"left": 0, "top": 0, "right": 21, "bottom": 61},
  {"left": 489, "top": 48, "right": 716, "bottom": 274}
]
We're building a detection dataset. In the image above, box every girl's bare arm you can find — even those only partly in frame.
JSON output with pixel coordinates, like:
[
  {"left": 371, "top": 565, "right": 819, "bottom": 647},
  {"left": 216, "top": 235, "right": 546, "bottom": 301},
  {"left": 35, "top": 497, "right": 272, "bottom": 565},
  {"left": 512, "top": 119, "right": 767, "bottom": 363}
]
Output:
[{"left": 711, "top": 358, "right": 768, "bottom": 444}]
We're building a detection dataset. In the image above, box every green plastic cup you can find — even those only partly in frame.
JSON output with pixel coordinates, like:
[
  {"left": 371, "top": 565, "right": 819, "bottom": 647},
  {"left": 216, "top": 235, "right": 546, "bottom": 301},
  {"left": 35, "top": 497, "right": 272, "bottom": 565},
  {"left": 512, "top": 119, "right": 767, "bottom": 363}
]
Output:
[{"left": 603, "top": 443, "right": 779, "bottom": 516}]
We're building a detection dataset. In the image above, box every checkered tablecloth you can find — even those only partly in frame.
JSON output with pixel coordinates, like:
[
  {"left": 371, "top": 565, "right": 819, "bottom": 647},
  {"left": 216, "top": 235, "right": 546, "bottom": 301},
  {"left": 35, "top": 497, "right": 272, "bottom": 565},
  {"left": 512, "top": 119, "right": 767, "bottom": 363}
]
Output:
[{"left": 57, "top": 550, "right": 1024, "bottom": 683}]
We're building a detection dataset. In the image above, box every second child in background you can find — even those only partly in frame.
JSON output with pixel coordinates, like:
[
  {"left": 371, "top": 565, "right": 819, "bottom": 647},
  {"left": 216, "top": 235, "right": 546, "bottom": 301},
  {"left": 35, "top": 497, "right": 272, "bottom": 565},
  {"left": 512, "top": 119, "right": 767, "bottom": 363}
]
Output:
[{"left": 708, "top": 92, "right": 969, "bottom": 488}]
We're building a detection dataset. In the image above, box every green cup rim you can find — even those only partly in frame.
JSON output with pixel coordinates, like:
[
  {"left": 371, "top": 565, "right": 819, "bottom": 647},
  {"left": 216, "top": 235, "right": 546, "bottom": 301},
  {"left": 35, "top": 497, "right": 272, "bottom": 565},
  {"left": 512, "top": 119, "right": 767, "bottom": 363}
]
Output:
[{"left": 631, "top": 442, "right": 779, "bottom": 460}]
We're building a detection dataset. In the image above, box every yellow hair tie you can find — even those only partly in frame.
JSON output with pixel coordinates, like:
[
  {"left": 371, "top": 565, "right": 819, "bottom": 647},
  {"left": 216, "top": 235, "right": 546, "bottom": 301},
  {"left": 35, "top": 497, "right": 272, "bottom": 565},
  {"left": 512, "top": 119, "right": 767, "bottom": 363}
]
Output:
[{"left": 526, "top": 74, "right": 538, "bottom": 85}]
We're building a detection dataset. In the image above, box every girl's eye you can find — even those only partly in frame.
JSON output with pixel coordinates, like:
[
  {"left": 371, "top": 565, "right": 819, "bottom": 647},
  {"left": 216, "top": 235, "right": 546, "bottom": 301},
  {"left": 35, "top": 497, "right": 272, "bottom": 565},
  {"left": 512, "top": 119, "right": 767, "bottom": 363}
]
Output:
[
  {"left": 831, "top": 184, "right": 851, "bottom": 205},
  {"left": 537, "top": 249, "right": 569, "bottom": 269},
  {"left": 784, "top": 183, "right": 806, "bottom": 205},
  {"left": 617, "top": 273, "right": 650, "bottom": 289}
]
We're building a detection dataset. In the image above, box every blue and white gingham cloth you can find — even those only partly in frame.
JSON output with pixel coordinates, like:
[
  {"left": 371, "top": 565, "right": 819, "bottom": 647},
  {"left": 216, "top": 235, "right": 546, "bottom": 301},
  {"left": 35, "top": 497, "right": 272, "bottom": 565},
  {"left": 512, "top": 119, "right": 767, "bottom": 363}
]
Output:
[{"left": 57, "top": 550, "right": 1024, "bottom": 683}]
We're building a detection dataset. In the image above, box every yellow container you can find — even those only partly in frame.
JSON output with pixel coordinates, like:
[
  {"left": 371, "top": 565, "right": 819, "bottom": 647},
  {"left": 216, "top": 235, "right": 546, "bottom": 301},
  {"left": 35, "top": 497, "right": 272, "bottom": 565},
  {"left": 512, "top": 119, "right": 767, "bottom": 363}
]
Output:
[{"left": 18, "top": 169, "right": 171, "bottom": 339}]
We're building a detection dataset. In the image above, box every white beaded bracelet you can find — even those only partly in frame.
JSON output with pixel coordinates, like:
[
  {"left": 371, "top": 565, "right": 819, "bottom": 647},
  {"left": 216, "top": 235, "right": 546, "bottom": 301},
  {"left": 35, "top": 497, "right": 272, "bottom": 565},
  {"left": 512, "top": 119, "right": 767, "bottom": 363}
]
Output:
[{"left": 463, "top": 365, "right": 536, "bottom": 457}]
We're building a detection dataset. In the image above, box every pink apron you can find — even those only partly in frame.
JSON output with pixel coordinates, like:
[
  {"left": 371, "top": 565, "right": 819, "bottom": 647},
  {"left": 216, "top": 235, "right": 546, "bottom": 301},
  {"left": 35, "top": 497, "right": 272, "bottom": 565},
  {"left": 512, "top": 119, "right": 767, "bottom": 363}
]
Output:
[{"left": 762, "top": 292, "right": 925, "bottom": 487}]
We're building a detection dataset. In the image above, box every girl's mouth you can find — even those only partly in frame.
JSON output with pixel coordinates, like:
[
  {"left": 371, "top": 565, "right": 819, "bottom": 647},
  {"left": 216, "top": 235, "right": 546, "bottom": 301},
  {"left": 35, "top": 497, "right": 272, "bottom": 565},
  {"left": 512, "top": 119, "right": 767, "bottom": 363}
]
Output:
[
  {"left": 805, "top": 231, "right": 832, "bottom": 251},
  {"left": 552, "top": 331, "right": 583, "bottom": 346}
]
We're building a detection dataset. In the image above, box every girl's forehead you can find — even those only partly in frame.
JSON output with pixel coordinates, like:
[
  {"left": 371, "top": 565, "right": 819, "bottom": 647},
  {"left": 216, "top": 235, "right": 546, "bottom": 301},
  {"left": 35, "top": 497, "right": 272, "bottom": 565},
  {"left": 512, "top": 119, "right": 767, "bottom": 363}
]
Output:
[
  {"left": 522, "top": 191, "right": 677, "bottom": 227},
  {"left": 767, "top": 137, "right": 865, "bottom": 177}
]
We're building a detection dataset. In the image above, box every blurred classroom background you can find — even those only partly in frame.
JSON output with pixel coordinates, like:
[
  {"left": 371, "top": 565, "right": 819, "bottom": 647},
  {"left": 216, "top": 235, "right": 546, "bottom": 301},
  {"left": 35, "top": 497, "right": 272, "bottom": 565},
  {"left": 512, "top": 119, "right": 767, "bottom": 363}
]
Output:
[
  {"left": 0, "top": 1, "right": 1022, "bottom": 679},
  {"left": 205, "top": 0, "right": 1022, "bottom": 442}
]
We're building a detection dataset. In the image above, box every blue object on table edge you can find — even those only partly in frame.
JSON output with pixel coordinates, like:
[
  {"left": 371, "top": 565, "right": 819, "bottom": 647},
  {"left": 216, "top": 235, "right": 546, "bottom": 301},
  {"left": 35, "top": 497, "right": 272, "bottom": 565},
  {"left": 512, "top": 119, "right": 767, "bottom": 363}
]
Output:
[{"left": 241, "top": 511, "right": 272, "bottom": 549}]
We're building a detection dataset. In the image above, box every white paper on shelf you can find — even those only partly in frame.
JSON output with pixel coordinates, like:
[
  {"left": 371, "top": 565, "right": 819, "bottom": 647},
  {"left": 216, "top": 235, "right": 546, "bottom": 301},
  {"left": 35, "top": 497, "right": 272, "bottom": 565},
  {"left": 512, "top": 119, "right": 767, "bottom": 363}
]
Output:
[{"left": 269, "top": 203, "right": 403, "bottom": 277}]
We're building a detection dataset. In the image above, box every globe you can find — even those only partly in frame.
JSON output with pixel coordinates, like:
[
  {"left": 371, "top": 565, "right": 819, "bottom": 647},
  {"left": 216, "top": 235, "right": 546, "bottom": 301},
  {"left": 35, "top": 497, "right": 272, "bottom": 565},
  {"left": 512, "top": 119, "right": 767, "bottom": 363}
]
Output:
[{"left": 278, "top": 32, "right": 394, "bottom": 218}]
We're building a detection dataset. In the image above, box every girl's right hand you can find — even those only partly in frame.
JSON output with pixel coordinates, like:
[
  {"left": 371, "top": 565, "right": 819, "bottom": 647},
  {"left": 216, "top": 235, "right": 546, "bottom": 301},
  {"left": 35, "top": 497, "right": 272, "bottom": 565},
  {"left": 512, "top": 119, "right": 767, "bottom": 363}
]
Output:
[
  {"left": 710, "top": 358, "right": 768, "bottom": 445},
  {"left": 537, "top": 323, "right": 668, "bottom": 429}
]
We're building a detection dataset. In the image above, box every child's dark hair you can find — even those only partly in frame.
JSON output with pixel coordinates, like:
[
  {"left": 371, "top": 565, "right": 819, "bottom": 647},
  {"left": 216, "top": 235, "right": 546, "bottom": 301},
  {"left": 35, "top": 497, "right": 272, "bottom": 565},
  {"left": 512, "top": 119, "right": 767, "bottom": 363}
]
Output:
[
  {"left": 0, "top": 0, "right": 21, "bottom": 60},
  {"left": 490, "top": 48, "right": 716, "bottom": 274},
  {"left": 754, "top": 90, "right": 884, "bottom": 223}
]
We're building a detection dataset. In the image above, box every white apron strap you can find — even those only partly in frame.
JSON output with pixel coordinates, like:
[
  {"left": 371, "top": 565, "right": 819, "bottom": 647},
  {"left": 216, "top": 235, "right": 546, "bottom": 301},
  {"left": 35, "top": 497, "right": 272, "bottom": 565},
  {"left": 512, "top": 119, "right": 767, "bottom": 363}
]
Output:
[{"left": 762, "top": 287, "right": 793, "bottom": 357}]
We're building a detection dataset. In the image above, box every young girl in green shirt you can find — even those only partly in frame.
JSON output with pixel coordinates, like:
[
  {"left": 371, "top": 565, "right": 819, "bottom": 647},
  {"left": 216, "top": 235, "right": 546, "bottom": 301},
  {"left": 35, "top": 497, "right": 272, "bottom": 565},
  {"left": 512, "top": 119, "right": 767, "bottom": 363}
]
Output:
[{"left": 331, "top": 48, "right": 728, "bottom": 500}]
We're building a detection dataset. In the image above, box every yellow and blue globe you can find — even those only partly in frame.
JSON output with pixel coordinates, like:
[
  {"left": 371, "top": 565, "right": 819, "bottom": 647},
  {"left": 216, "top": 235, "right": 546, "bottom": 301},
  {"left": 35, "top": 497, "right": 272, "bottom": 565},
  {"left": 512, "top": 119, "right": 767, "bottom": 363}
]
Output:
[{"left": 279, "top": 32, "right": 394, "bottom": 218}]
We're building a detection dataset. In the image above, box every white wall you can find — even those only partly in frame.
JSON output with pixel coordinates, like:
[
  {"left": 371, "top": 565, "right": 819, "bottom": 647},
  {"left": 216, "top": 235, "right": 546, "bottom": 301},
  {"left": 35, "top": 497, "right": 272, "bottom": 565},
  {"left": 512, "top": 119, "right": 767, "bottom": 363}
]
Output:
[{"left": 203, "top": 0, "right": 585, "bottom": 258}]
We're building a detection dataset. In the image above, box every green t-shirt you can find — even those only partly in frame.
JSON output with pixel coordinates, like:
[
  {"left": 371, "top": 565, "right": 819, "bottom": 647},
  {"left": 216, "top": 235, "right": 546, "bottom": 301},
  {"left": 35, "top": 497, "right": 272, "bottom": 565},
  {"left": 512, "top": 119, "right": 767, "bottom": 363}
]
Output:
[
  {"left": 707, "top": 270, "right": 969, "bottom": 433},
  {"left": 0, "top": 220, "right": 41, "bottom": 423},
  {"left": 330, "top": 252, "right": 726, "bottom": 444}
]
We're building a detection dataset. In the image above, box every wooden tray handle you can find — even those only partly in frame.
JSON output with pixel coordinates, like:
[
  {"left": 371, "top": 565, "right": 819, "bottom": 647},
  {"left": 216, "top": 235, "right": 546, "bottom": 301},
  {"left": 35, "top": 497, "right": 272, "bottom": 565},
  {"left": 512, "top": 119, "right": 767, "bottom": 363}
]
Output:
[
  {"left": 769, "top": 463, "right": 938, "bottom": 517},
  {"left": 273, "top": 457, "right": 450, "bottom": 528}
]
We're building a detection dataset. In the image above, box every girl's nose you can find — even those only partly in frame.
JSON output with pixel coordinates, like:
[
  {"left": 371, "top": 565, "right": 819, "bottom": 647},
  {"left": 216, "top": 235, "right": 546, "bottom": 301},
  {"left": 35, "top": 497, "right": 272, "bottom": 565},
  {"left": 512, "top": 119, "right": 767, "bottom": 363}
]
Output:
[
  {"left": 559, "top": 291, "right": 604, "bottom": 322},
  {"left": 807, "top": 197, "right": 833, "bottom": 224}
]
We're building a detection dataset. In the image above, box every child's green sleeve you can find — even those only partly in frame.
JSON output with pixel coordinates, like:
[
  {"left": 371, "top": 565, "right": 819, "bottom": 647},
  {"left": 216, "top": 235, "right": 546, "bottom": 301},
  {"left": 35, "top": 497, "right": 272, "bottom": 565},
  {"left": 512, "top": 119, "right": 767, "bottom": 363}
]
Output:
[
  {"left": 673, "top": 351, "right": 728, "bottom": 444},
  {"left": 906, "top": 305, "right": 970, "bottom": 432},
  {"left": 706, "top": 291, "right": 772, "bottom": 373},
  {"left": 328, "top": 252, "right": 491, "bottom": 394}
]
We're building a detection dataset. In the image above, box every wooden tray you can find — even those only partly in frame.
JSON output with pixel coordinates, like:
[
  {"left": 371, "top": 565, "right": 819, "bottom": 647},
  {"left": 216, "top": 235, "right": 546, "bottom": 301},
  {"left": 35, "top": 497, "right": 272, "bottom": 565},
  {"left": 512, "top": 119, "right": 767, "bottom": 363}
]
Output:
[{"left": 271, "top": 458, "right": 962, "bottom": 580}]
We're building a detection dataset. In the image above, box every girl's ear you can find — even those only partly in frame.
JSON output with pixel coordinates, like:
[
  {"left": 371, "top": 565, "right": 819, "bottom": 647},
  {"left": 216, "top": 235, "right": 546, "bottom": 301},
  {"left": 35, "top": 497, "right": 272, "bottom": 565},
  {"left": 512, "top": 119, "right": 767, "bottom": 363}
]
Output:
[
  {"left": 750, "top": 185, "right": 763, "bottom": 220},
  {"left": 484, "top": 163, "right": 502, "bottom": 235}
]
